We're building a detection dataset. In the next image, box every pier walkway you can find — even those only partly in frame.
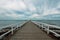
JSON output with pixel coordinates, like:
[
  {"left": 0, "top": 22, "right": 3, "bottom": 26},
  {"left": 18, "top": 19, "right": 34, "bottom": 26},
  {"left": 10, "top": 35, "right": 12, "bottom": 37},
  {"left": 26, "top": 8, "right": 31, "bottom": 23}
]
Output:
[{"left": 9, "top": 21, "right": 55, "bottom": 40}]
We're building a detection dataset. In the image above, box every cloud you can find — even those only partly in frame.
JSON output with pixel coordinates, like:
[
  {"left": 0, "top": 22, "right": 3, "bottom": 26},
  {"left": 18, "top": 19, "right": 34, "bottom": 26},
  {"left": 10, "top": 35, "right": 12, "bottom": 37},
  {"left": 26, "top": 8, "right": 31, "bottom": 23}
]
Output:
[
  {"left": 0, "top": 0, "right": 27, "bottom": 10},
  {"left": 5, "top": 13, "right": 25, "bottom": 18},
  {"left": 29, "top": 14, "right": 40, "bottom": 19},
  {"left": 42, "top": 8, "right": 60, "bottom": 16},
  {"left": 28, "top": 4, "right": 36, "bottom": 12},
  {"left": 40, "top": 0, "right": 60, "bottom": 17},
  {"left": 0, "top": 0, "right": 60, "bottom": 20}
]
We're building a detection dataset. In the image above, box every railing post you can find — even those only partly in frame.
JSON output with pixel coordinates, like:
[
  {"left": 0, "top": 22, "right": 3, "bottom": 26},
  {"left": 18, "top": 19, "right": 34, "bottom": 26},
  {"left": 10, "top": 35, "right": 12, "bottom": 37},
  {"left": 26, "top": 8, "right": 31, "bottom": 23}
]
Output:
[
  {"left": 42, "top": 24, "right": 43, "bottom": 30},
  {"left": 47, "top": 26, "right": 49, "bottom": 34},
  {"left": 17, "top": 25, "right": 18, "bottom": 29},
  {"left": 11, "top": 27, "right": 13, "bottom": 34}
]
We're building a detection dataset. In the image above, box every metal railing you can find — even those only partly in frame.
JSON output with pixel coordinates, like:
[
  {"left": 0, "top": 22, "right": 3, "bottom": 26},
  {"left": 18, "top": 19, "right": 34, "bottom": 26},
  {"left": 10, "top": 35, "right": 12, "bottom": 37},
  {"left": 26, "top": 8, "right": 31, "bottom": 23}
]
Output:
[
  {"left": 0, "top": 21, "right": 27, "bottom": 40},
  {"left": 32, "top": 21, "right": 60, "bottom": 37}
]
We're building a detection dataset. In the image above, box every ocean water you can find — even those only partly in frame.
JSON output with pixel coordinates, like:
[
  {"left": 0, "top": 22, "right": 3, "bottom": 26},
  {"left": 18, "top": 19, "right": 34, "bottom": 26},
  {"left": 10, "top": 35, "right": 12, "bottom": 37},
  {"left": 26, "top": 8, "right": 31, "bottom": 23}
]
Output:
[
  {"left": 0, "top": 20, "right": 26, "bottom": 29},
  {"left": 0, "top": 20, "right": 60, "bottom": 29},
  {"left": 34, "top": 20, "right": 60, "bottom": 27}
]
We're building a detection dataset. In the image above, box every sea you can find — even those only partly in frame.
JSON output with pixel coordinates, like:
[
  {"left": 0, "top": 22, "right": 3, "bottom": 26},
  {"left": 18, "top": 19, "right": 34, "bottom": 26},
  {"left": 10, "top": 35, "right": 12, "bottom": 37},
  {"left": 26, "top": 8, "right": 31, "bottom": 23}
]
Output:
[
  {"left": 0, "top": 20, "right": 26, "bottom": 29},
  {"left": 34, "top": 20, "right": 60, "bottom": 27},
  {"left": 0, "top": 20, "right": 60, "bottom": 29}
]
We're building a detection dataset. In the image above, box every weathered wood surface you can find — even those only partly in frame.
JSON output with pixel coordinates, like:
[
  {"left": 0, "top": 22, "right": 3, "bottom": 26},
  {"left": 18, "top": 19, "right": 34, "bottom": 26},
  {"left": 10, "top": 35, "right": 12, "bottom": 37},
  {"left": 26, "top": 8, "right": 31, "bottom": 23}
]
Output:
[{"left": 9, "top": 21, "right": 55, "bottom": 40}]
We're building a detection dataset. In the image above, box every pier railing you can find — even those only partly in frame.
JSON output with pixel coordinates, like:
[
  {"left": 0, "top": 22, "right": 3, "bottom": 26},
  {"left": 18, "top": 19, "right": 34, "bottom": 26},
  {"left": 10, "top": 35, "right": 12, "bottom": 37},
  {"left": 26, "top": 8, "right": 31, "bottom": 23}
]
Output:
[
  {"left": 0, "top": 21, "right": 27, "bottom": 40},
  {"left": 32, "top": 21, "right": 60, "bottom": 37}
]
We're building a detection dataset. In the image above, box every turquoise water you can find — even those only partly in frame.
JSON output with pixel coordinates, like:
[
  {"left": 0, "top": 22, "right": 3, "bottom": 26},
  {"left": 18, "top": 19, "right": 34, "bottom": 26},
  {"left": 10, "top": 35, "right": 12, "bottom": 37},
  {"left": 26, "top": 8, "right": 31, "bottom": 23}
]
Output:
[
  {"left": 34, "top": 20, "right": 60, "bottom": 27},
  {"left": 0, "top": 20, "right": 26, "bottom": 29}
]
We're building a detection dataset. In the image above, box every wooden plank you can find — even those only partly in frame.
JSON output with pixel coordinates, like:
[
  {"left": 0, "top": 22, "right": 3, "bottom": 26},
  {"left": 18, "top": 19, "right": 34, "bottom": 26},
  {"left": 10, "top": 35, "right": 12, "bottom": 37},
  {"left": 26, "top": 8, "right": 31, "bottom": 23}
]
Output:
[{"left": 9, "top": 21, "right": 55, "bottom": 40}]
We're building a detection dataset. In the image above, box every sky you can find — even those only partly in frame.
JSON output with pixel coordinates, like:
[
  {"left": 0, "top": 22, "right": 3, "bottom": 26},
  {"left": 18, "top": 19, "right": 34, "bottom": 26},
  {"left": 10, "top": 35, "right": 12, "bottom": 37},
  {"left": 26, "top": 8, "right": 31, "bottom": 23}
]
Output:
[{"left": 0, "top": 0, "right": 60, "bottom": 20}]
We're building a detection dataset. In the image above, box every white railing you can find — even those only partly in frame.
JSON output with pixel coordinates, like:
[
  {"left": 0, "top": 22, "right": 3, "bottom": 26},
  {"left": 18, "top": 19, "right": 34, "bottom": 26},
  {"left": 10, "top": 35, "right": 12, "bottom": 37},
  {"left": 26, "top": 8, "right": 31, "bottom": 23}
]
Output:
[
  {"left": 0, "top": 21, "right": 27, "bottom": 40},
  {"left": 32, "top": 21, "right": 60, "bottom": 37}
]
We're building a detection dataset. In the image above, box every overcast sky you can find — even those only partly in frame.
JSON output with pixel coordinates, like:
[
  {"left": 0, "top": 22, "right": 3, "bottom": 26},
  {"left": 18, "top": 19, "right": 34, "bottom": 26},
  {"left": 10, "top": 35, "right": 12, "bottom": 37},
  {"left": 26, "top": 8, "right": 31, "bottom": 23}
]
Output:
[{"left": 0, "top": 0, "right": 60, "bottom": 20}]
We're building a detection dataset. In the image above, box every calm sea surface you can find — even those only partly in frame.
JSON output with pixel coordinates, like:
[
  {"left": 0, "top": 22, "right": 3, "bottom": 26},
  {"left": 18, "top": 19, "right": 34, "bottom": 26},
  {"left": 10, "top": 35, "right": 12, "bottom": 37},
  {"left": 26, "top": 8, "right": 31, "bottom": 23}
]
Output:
[
  {"left": 0, "top": 20, "right": 26, "bottom": 29},
  {"left": 0, "top": 20, "right": 60, "bottom": 29},
  {"left": 34, "top": 20, "right": 60, "bottom": 27}
]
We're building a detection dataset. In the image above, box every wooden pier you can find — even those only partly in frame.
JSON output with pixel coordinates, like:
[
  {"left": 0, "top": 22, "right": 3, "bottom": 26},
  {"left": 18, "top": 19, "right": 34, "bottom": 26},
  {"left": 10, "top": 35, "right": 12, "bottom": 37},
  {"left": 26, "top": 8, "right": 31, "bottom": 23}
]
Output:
[{"left": 7, "top": 21, "right": 56, "bottom": 40}]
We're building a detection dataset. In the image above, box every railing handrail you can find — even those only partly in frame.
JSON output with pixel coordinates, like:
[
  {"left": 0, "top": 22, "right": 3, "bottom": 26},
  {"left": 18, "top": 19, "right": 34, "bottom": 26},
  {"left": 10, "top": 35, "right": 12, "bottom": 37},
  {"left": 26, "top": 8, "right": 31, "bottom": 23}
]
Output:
[
  {"left": 0, "top": 21, "right": 27, "bottom": 30},
  {"left": 40, "top": 22, "right": 60, "bottom": 28},
  {"left": 0, "top": 30, "right": 11, "bottom": 39},
  {"left": 32, "top": 21, "right": 60, "bottom": 37},
  {"left": 33, "top": 21, "right": 60, "bottom": 29},
  {"left": 0, "top": 21, "right": 27, "bottom": 39},
  {"left": 0, "top": 22, "right": 20, "bottom": 30}
]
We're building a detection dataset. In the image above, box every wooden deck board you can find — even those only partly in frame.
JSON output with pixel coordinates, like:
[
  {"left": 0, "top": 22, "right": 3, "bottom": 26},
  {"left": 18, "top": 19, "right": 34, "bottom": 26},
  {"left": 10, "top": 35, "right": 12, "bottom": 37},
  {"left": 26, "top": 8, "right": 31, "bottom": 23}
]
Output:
[{"left": 9, "top": 21, "right": 55, "bottom": 40}]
